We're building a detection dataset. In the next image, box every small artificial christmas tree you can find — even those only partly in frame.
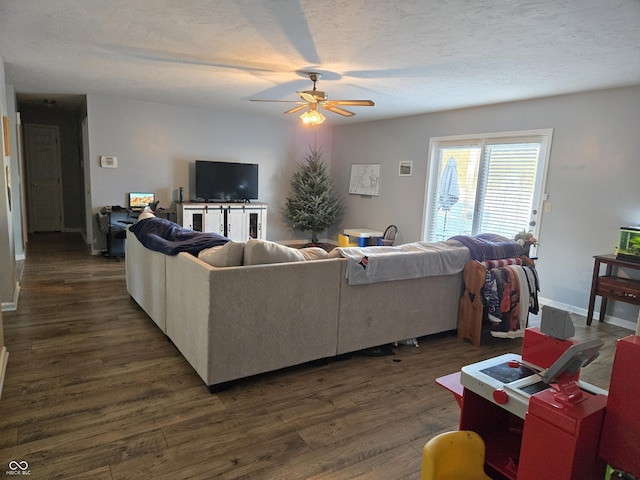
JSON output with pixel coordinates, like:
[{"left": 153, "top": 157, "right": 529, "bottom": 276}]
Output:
[{"left": 282, "top": 147, "right": 344, "bottom": 245}]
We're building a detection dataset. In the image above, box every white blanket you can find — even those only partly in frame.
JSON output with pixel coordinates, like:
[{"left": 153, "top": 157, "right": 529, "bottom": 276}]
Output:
[{"left": 337, "top": 240, "right": 471, "bottom": 285}]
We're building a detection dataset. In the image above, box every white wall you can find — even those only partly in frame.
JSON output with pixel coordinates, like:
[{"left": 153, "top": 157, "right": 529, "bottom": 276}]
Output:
[
  {"left": 6, "top": 85, "right": 25, "bottom": 261},
  {"left": 0, "top": 56, "right": 18, "bottom": 310},
  {"left": 331, "top": 85, "right": 640, "bottom": 325},
  {"left": 85, "top": 94, "right": 332, "bottom": 251}
]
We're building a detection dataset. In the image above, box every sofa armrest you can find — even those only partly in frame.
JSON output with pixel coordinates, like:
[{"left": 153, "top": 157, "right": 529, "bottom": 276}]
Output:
[
  {"left": 165, "top": 253, "right": 215, "bottom": 383},
  {"left": 125, "top": 229, "right": 167, "bottom": 332}
]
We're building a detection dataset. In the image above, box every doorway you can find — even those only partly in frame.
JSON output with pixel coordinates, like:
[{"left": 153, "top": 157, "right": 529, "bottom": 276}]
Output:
[
  {"left": 24, "top": 124, "right": 64, "bottom": 232},
  {"left": 18, "top": 95, "right": 88, "bottom": 240}
]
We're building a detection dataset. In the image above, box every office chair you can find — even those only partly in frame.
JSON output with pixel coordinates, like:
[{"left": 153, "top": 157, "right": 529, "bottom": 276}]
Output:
[
  {"left": 421, "top": 430, "right": 491, "bottom": 480},
  {"left": 381, "top": 225, "right": 398, "bottom": 246}
]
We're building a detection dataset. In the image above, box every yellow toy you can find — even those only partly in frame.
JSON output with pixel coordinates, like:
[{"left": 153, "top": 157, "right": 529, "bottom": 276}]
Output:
[{"left": 421, "top": 430, "right": 492, "bottom": 480}]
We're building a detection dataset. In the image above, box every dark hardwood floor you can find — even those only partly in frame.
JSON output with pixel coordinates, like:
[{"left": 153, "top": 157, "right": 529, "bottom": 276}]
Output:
[{"left": 0, "top": 233, "right": 630, "bottom": 479}]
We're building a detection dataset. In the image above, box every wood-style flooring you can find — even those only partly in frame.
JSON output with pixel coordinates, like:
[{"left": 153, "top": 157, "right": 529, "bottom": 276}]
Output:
[{"left": 0, "top": 233, "right": 630, "bottom": 479}]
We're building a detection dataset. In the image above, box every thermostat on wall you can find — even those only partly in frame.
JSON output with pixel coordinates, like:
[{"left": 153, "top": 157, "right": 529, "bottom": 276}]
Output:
[{"left": 100, "top": 155, "right": 118, "bottom": 168}]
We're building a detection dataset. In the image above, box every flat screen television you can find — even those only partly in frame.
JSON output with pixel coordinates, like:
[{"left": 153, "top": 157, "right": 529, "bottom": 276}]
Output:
[{"left": 195, "top": 160, "right": 259, "bottom": 202}]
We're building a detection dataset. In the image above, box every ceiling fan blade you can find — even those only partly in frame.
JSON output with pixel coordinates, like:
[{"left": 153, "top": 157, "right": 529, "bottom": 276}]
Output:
[
  {"left": 329, "top": 100, "right": 375, "bottom": 107},
  {"left": 284, "top": 104, "right": 308, "bottom": 114},
  {"left": 103, "top": 44, "right": 292, "bottom": 74},
  {"left": 323, "top": 105, "right": 355, "bottom": 117},
  {"left": 298, "top": 92, "right": 318, "bottom": 103},
  {"left": 250, "top": 99, "right": 304, "bottom": 103}
]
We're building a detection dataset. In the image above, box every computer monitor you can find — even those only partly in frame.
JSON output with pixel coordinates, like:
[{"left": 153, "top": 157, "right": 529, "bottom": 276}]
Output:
[{"left": 129, "top": 192, "right": 154, "bottom": 210}]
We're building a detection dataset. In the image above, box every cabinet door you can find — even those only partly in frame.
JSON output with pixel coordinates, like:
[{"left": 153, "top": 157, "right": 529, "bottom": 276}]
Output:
[
  {"left": 204, "top": 206, "right": 225, "bottom": 235},
  {"left": 225, "top": 207, "right": 247, "bottom": 241},
  {"left": 246, "top": 208, "right": 266, "bottom": 239},
  {"left": 259, "top": 208, "right": 267, "bottom": 239},
  {"left": 181, "top": 207, "right": 205, "bottom": 231}
]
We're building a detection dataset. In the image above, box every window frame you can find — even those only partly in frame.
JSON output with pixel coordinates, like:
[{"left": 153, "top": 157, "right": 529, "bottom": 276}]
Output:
[{"left": 422, "top": 128, "right": 553, "bottom": 246}]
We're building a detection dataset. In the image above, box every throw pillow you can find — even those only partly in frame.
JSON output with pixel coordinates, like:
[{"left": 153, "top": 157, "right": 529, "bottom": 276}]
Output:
[
  {"left": 243, "top": 239, "right": 305, "bottom": 265},
  {"left": 299, "top": 247, "right": 329, "bottom": 261},
  {"left": 327, "top": 249, "right": 343, "bottom": 258},
  {"left": 198, "top": 241, "right": 245, "bottom": 267}
]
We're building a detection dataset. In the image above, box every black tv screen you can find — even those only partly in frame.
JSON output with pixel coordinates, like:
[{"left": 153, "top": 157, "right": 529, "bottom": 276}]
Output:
[{"left": 195, "top": 160, "right": 258, "bottom": 202}]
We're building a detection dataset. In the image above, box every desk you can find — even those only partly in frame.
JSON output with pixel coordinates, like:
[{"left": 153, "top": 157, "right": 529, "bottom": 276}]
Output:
[
  {"left": 343, "top": 228, "right": 384, "bottom": 247},
  {"left": 154, "top": 208, "right": 177, "bottom": 223},
  {"left": 586, "top": 254, "right": 640, "bottom": 325},
  {"left": 102, "top": 207, "right": 138, "bottom": 257}
]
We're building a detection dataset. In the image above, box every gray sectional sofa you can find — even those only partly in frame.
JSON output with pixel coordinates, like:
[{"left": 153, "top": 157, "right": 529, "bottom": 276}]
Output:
[{"left": 126, "top": 229, "right": 469, "bottom": 391}]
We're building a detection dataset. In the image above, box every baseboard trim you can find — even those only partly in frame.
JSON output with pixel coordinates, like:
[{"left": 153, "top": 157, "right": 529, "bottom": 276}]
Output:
[
  {"left": 1, "top": 282, "right": 20, "bottom": 312},
  {"left": 0, "top": 347, "right": 8, "bottom": 400}
]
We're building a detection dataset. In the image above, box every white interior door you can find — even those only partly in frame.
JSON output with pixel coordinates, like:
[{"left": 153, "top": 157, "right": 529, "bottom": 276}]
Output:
[{"left": 25, "top": 124, "right": 64, "bottom": 232}]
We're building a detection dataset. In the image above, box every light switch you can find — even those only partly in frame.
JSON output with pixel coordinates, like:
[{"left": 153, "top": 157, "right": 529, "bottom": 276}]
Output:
[{"left": 100, "top": 156, "right": 118, "bottom": 168}]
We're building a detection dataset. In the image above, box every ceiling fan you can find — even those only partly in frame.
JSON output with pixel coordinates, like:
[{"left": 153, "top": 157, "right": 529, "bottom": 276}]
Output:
[{"left": 251, "top": 72, "right": 374, "bottom": 124}]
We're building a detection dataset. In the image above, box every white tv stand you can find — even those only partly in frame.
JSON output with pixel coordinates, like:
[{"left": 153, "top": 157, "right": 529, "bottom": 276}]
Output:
[{"left": 177, "top": 202, "right": 267, "bottom": 242}]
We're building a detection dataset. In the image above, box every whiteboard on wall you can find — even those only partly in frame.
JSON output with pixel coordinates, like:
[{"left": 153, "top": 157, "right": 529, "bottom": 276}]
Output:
[{"left": 348, "top": 164, "right": 380, "bottom": 196}]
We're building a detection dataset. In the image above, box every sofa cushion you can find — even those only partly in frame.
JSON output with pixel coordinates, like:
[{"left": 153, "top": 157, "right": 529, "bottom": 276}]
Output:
[
  {"left": 243, "top": 239, "right": 306, "bottom": 265},
  {"left": 299, "top": 247, "right": 329, "bottom": 261},
  {"left": 198, "top": 241, "right": 245, "bottom": 267}
]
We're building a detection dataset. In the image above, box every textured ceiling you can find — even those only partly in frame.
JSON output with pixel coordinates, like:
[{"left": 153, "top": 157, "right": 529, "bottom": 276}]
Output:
[{"left": 1, "top": 0, "right": 640, "bottom": 124}]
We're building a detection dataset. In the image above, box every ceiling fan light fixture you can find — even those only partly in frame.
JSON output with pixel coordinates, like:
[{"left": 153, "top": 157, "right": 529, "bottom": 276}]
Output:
[
  {"left": 251, "top": 71, "right": 373, "bottom": 122},
  {"left": 300, "top": 106, "right": 326, "bottom": 125}
]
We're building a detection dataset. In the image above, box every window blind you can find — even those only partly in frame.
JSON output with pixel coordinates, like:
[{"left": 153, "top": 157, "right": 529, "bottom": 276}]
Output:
[
  {"left": 425, "top": 132, "right": 548, "bottom": 243},
  {"left": 476, "top": 143, "right": 540, "bottom": 238}
]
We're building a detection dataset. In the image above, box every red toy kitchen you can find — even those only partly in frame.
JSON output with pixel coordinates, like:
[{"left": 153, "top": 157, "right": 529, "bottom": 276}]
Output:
[{"left": 438, "top": 307, "right": 639, "bottom": 480}]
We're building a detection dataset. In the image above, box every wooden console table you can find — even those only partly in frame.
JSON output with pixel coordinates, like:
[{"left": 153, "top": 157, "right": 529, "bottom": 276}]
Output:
[{"left": 587, "top": 254, "right": 640, "bottom": 325}]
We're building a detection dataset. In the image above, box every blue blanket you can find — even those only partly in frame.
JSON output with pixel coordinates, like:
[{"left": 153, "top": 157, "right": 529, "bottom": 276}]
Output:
[
  {"left": 129, "top": 217, "right": 229, "bottom": 256},
  {"left": 449, "top": 233, "right": 526, "bottom": 261}
]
